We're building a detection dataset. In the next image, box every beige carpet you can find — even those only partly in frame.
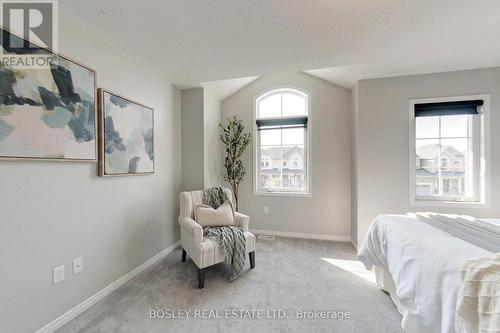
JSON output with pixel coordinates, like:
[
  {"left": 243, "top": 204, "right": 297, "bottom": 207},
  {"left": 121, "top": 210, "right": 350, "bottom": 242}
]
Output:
[{"left": 57, "top": 237, "right": 402, "bottom": 333}]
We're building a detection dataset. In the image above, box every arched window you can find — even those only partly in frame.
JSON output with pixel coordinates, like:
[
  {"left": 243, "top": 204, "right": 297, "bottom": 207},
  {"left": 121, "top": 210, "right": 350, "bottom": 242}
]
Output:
[{"left": 254, "top": 88, "right": 310, "bottom": 194}]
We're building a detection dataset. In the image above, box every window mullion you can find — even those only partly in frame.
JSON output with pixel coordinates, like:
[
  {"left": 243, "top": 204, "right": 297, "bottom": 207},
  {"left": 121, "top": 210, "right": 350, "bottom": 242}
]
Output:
[
  {"left": 280, "top": 93, "right": 283, "bottom": 190},
  {"left": 257, "top": 129, "right": 262, "bottom": 191},
  {"left": 438, "top": 116, "right": 443, "bottom": 196},
  {"left": 280, "top": 128, "right": 283, "bottom": 189},
  {"left": 304, "top": 127, "right": 307, "bottom": 192},
  {"left": 471, "top": 115, "right": 481, "bottom": 201}
]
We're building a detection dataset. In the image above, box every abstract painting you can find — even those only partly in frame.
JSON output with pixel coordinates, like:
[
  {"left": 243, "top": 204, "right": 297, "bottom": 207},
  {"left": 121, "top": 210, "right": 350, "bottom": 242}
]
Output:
[
  {"left": 98, "top": 89, "right": 154, "bottom": 176},
  {"left": 0, "top": 29, "right": 96, "bottom": 161}
]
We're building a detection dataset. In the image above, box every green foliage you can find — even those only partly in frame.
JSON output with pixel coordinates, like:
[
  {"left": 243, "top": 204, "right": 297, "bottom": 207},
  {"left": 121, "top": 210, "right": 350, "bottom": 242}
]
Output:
[{"left": 219, "top": 116, "right": 252, "bottom": 210}]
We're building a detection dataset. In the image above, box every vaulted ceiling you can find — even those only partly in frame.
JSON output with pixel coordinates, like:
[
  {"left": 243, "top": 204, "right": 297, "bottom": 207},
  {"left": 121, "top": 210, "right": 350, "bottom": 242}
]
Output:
[{"left": 61, "top": 0, "right": 500, "bottom": 90}]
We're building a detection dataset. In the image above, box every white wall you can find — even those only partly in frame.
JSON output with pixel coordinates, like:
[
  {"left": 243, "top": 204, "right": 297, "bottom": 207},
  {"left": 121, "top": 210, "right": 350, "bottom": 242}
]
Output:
[
  {"left": 180, "top": 87, "right": 223, "bottom": 190},
  {"left": 203, "top": 89, "right": 223, "bottom": 188},
  {"left": 355, "top": 67, "right": 500, "bottom": 245},
  {"left": 222, "top": 72, "right": 351, "bottom": 238},
  {"left": 181, "top": 88, "right": 204, "bottom": 190},
  {"left": 351, "top": 83, "right": 359, "bottom": 246},
  {"left": 0, "top": 9, "right": 182, "bottom": 333}
]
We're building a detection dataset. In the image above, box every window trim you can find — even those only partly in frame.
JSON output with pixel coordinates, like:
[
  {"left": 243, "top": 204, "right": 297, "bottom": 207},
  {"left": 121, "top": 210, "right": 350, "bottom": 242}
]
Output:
[
  {"left": 253, "top": 86, "right": 312, "bottom": 197},
  {"left": 409, "top": 94, "right": 490, "bottom": 208}
]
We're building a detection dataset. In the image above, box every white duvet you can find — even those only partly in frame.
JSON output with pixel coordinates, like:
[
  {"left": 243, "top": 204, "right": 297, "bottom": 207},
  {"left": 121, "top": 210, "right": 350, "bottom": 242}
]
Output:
[{"left": 358, "top": 214, "right": 493, "bottom": 333}]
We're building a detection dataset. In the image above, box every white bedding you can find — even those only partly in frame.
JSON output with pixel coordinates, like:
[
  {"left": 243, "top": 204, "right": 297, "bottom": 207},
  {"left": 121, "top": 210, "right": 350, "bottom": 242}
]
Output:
[{"left": 358, "top": 214, "right": 493, "bottom": 333}]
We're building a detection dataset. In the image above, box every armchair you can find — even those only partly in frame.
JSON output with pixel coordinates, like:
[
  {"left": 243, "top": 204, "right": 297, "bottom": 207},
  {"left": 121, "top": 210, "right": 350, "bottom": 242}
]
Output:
[{"left": 179, "top": 188, "right": 256, "bottom": 288}]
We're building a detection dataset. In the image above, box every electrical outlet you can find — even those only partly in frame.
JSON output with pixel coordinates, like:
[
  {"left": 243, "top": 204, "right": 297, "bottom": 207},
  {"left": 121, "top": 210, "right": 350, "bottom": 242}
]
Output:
[
  {"left": 73, "top": 257, "right": 83, "bottom": 275},
  {"left": 264, "top": 206, "right": 269, "bottom": 214},
  {"left": 53, "top": 265, "right": 65, "bottom": 284}
]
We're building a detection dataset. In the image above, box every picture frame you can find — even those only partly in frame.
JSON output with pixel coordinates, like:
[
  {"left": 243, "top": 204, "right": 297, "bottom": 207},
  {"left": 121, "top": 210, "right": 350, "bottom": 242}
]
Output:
[
  {"left": 97, "top": 89, "right": 154, "bottom": 177},
  {"left": 0, "top": 28, "right": 97, "bottom": 161}
]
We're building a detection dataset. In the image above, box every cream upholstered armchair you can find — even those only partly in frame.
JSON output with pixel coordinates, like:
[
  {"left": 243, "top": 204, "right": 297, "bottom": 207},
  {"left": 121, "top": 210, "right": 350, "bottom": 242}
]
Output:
[{"left": 179, "top": 188, "right": 256, "bottom": 288}]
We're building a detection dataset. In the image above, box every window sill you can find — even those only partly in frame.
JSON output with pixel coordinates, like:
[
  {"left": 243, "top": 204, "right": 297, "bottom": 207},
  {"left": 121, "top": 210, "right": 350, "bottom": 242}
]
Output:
[
  {"left": 410, "top": 199, "right": 489, "bottom": 209},
  {"left": 254, "top": 190, "right": 312, "bottom": 198}
]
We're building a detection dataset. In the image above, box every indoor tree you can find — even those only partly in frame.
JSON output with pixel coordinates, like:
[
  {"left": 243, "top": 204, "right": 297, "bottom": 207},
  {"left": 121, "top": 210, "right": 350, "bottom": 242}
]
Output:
[{"left": 219, "top": 115, "right": 252, "bottom": 211}]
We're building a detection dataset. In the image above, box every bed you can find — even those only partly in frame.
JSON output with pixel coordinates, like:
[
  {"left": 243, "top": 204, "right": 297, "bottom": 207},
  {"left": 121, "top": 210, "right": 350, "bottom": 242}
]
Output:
[{"left": 358, "top": 214, "right": 499, "bottom": 333}]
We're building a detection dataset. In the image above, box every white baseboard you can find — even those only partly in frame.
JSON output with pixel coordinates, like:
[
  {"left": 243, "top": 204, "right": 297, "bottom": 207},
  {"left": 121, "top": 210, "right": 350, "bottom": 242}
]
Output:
[
  {"left": 250, "top": 229, "right": 351, "bottom": 242},
  {"left": 35, "top": 240, "right": 181, "bottom": 333},
  {"left": 351, "top": 238, "right": 358, "bottom": 250}
]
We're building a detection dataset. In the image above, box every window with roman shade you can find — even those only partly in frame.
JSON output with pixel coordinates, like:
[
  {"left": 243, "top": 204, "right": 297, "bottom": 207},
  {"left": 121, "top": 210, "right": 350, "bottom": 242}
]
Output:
[
  {"left": 410, "top": 96, "right": 489, "bottom": 206},
  {"left": 254, "top": 88, "right": 310, "bottom": 195}
]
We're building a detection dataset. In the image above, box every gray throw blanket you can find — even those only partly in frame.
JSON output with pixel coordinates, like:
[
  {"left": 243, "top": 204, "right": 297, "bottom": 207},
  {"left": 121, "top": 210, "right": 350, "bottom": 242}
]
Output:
[
  {"left": 202, "top": 187, "right": 228, "bottom": 209},
  {"left": 411, "top": 212, "right": 500, "bottom": 253},
  {"left": 202, "top": 187, "right": 246, "bottom": 281}
]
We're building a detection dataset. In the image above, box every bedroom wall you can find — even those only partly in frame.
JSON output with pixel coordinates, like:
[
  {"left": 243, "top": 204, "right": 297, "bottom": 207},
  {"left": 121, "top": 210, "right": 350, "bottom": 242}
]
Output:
[
  {"left": 203, "top": 89, "right": 223, "bottom": 188},
  {"left": 355, "top": 67, "right": 500, "bottom": 245},
  {"left": 181, "top": 88, "right": 205, "bottom": 190},
  {"left": 180, "top": 87, "right": 223, "bottom": 190},
  {"left": 0, "top": 8, "right": 182, "bottom": 333},
  {"left": 351, "top": 83, "right": 359, "bottom": 246},
  {"left": 221, "top": 72, "right": 351, "bottom": 238}
]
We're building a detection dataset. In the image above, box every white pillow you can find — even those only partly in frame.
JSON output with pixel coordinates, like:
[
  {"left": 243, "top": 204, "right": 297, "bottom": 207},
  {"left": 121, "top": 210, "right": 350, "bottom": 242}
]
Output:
[{"left": 195, "top": 201, "right": 235, "bottom": 227}]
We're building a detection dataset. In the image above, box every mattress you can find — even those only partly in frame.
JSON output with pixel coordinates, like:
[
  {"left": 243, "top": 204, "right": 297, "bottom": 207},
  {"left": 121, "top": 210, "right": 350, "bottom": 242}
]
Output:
[
  {"left": 358, "top": 214, "right": 493, "bottom": 333},
  {"left": 374, "top": 265, "right": 431, "bottom": 333}
]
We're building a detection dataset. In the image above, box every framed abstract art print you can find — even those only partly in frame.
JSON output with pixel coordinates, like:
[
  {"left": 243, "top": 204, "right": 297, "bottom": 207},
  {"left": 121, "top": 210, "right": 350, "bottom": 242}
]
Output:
[
  {"left": 97, "top": 89, "right": 154, "bottom": 176},
  {"left": 0, "top": 29, "right": 97, "bottom": 161}
]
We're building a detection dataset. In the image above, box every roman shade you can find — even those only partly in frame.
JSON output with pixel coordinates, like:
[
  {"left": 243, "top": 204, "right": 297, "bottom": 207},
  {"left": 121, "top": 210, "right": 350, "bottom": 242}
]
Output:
[
  {"left": 414, "top": 100, "right": 483, "bottom": 118},
  {"left": 256, "top": 116, "right": 308, "bottom": 130}
]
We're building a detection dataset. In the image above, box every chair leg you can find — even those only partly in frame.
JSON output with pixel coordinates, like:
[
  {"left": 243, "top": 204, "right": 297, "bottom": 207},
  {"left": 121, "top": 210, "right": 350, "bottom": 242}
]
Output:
[
  {"left": 181, "top": 248, "right": 187, "bottom": 262},
  {"left": 198, "top": 268, "right": 206, "bottom": 289},
  {"left": 249, "top": 251, "right": 255, "bottom": 269}
]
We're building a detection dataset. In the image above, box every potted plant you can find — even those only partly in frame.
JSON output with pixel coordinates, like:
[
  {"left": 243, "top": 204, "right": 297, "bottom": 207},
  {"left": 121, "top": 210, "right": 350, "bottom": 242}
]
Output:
[{"left": 219, "top": 116, "right": 252, "bottom": 211}]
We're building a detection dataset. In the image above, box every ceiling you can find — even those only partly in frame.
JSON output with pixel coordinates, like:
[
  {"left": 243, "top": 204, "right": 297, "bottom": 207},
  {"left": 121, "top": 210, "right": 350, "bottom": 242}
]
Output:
[
  {"left": 61, "top": 0, "right": 500, "bottom": 91},
  {"left": 201, "top": 76, "right": 260, "bottom": 101}
]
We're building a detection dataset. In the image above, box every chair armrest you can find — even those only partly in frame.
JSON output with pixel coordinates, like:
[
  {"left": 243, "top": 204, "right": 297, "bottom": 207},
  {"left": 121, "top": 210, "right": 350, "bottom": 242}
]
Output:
[
  {"left": 179, "top": 217, "right": 203, "bottom": 244},
  {"left": 234, "top": 212, "right": 250, "bottom": 232}
]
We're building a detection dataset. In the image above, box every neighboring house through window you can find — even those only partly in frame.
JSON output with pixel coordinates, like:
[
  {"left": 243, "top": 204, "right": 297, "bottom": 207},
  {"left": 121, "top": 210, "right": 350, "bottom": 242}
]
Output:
[
  {"left": 410, "top": 95, "right": 489, "bottom": 206},
  {"left": 254, "top": 88, "right": 310, "bottom": 195}
]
